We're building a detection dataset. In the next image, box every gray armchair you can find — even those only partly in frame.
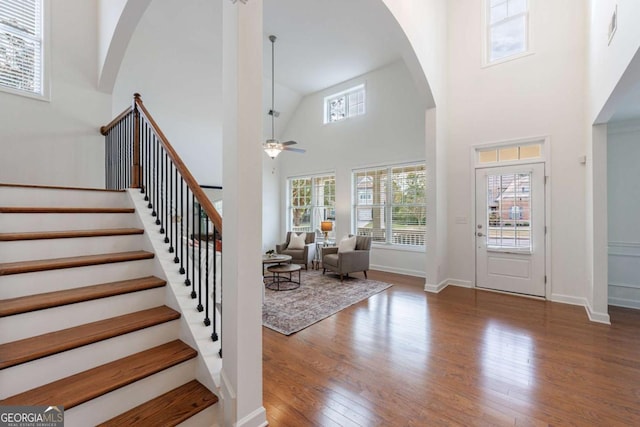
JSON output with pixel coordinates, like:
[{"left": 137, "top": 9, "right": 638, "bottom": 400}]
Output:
[
  {"left": 322, "top": 235, "right": 372, "bottom": 281},
  {"left": 276, "top": 232, "right": 316, "bottom": 270}
]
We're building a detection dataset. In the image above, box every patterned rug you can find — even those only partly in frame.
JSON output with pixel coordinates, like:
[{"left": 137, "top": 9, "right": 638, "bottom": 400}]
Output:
[{"left": 262, "top": 268, "right": 392, "bottom": 335}]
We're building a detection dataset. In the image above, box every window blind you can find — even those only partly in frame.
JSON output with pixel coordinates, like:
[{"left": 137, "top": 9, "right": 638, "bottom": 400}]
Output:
[{"left": 0, "top": 0, "right": 43, "bottom": 94}]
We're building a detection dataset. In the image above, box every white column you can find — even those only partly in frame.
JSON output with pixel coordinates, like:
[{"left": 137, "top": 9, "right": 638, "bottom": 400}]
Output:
[{"left": 221, "top": 0, "right": 267, "bottom": 426}]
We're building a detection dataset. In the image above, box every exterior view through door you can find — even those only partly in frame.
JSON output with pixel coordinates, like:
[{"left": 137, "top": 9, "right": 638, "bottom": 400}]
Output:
[{"left": 475, "top": 163, "right": 545, "bottom": 297}]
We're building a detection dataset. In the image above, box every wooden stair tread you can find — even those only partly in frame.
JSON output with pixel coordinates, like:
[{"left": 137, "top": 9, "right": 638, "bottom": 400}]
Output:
[
  {"left": 0, "top": 340, "right": 196, "bottom": 409},
  {"left": 0, "top": 207, "right": 134, "bottom": 214},
  {"left": 0, "top": 276, "right": 166, "bottom": 317},
  {"left": 0, "top": 250, "right": 154, "bottom": 276},
  {"left": 98, "top": 380, "right": 218, "bottom": 427},
  {"left": 0, "top": 183, "right": 124, "bottom": 192},
  {"left": 0, "top": 228, "right": 144, "bottom": 241},
  {"left": 0, "top": 306, "right": 180, "bottom": 369}
]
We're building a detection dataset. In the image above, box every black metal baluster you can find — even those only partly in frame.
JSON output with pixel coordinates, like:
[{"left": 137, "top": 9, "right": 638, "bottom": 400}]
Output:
[
  {"left": 163, "top": 153, "right": 169, "bottom": 242},
  {"left": 139, "top": 113, "right": 144, "bottom": 195},
  {"left": 204, "top": 216, "right": 210, "bottom": 326},
  {"left": 146, "top": 123, "right": 153, "bottom": 208},
  {"left": 185, "top": 187, "right": 191, "bottom": 285},
  {"left": 197, "top": 203, "right": 203, "bottom": 312},
  {"left": 173, "top": 167, "right": 179, "bottom": 262},
  {"left": 168, "top": 161, "right": 174, "bottom": 251},
  {"left": 153, "top": 135, "right": 159, "bottom": 220},
  {"left": 191, "top": 193, "right": 197, "bottom": 299},
  {"left": 212, "top": 225, "right": 218, "bottom": 342},
  {"left": 179, "top": 178, "right": 185, "bottom": 273}
]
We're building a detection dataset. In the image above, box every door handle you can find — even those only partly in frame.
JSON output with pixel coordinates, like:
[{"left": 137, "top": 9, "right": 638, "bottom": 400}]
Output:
[{"left": 477, "top": 232, "right": 484, "bottom": 237}]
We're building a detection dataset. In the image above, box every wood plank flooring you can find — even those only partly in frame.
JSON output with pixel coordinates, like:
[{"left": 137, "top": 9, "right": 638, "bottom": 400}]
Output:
[{"left": 263, "top": 271, "right": 640, "bottom": 426}]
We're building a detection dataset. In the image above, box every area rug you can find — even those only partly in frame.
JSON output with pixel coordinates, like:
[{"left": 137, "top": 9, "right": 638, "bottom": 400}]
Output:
[{"left": 262, "top": 269, "right": 392, "bottom": 335}]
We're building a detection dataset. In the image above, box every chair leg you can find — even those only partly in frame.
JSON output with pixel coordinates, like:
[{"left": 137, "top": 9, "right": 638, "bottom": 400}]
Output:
[
  {"left": 322, "top": 268, "right": 326, "bottom": 275},
  {"left": 340, "top": 274, "right": 343, "bottom": 282},
  {"left": 364, "top": 270, "right": 367, "bottom": 279}
]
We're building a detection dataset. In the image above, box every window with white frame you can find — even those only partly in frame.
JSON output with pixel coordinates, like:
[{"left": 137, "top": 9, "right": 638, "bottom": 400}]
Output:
[
  {"left": 288, "top": 174, "right": 335, "bottom": 234},
  {"left": 353, "top": 163, "right": 426, "bottom": 247},
  {"left": 0, "top": 0, "right": 45, "bottom": 97},
  {"left": 486, "top": 0, "right": 529, "bottom": 64},
  {"left": 324, "top": 84, "right": 365, "bottom": 123}
]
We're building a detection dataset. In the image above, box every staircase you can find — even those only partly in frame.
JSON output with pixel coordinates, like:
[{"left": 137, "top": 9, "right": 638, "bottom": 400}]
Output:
[{"left": 0, "top": 183, "right": 219, "bottom": 426}]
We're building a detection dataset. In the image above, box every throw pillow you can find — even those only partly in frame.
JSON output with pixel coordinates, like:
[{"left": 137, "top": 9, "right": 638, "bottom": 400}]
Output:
[
  {"left": 338, "top": 235, "right": 357, "bottom": 253},
  {"left": 288, "top": 232, "right": 306, "bottom": 250}
]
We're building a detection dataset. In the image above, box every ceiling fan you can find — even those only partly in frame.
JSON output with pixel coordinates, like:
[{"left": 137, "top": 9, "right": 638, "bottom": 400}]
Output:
[{"left": 263, "top": 35, "right": 305, "bottom": 159}]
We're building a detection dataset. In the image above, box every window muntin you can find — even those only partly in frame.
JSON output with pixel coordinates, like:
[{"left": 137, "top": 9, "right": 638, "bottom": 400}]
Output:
[
  {"left": 487, "top": 0, "right": 529, "bottom": 63},
  {"left": 324, "top": 84, "right": 365, "bottom": 123},
  {"left": 0, "top": 0, "right": 44, "bottom": 96},
  {"left": 353, "top": 163, "right": 425, "bottom": 247},
  {"left": 288, "top": 174, "right": 335, "bottom": 233}
]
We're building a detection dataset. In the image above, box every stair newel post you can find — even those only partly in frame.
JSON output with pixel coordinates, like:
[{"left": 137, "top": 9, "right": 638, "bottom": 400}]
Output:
[
  {"left": 197, "top": 203, "right": 204, "bottom": 312},
  {"left": 191, "top": 192, "right": 197, "bottom": 299},
  {"left": 204, "top": 216, "right": 211, "bottom": 326},
  {"left": 179, "top": 178, "right": 185, "bottom": 273},
  {"left": 132, "top": 94, "right": 141, "bottom": 189}
]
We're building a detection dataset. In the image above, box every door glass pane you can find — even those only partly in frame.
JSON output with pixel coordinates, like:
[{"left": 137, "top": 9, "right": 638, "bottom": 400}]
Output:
[{"left": 486, "top": 172, "right": 531, "bottom": 251}]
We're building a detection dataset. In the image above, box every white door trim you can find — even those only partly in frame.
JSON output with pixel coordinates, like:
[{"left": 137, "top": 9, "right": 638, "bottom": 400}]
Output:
[{"left": 469, "top": 136, "right": 552, "bottom": 299}]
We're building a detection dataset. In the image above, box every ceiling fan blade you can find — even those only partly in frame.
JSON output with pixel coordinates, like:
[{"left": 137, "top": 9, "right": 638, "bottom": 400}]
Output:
[
  {"left": 282, "top": 147, "right": 306, "bottom": 154},
  {"left": 280, "top": 140, "right": 298, "bottom": 146}
]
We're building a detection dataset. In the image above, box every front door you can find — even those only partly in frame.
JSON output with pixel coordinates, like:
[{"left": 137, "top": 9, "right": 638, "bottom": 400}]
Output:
[{"left": 475, "top": 163, "right": 545, "bottom": 297}]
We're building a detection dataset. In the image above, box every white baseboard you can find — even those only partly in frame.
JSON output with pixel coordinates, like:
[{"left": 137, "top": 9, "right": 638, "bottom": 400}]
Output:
[
  {"left": 448, "top": 279, "right": 473, "bottom": 288},
  {"left": 371, "top": 264, "right": 426, "bottom": 278},
  {"left": 551, "top": 293, "right": 611, "bottom": 325},
  {"left": 424, "top": 278, "right": 473, "bottom": 293},
  {"left": 236, "top": 407, "right": 268, "bottom": 427},
  {"left": 424, "top": 279, "right": 448, "bottom": 293},
  {"left": 609, "top": 297, "right": 640, "bottom": 310}
]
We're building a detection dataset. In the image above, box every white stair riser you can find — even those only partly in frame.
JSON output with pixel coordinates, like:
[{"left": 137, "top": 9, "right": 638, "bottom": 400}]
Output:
[
  {"left": 0, "top": 213, "right": 138, "bottom": 232},
  {"left": 65, "top": 360, "right": 197, "bottom": 427},
  {"left": 0, "top": 187, "right": 131, "bottom": 208},
  {"left": 0, "top": 235, "right": 145, "bottom": 263},
  {"left": 0, "top": 321, "right": 180, "bottom": 398},
  {"left": 0, "top": 287, "right": 166, "bottom": 344},
  {"left": 177, "top": 403, "right": 219, "bottom": 427},
  {"left": 1, "top": 259, "right": 156, "bottom": 299}
]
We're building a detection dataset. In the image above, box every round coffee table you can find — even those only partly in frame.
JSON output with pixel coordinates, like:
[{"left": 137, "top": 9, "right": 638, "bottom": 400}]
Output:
[{"left": 266, "top": 263, "right": 301, "bottom": 291}]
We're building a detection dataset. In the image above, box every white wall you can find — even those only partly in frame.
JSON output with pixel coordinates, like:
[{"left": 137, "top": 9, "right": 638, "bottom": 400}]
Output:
[
  {"left": 589, "top": 0, "right": 640, "bottom": 123},
  {"left": 275, "top": 60, "right": 427, "bottom": 276},
  {"left": 446, "top": 0, "right": 588, "bottom": 302},
  {"left": 381, "top": 0, "right": 449, "bottom": 285},
  {"left": 607, "top": 120, "right": 640, "bottom": 309},
  {"left": 0, "top": 0, "right": 110, "bottom": 187},
  {"left": 112, "top": 0, "right": 223, "bottom": 187}
]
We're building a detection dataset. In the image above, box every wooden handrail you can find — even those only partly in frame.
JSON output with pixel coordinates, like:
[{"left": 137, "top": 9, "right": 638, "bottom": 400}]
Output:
[
  {"left": 133, "top": 95, "right": 223, "bottom": 236},
  {"left": 100, "top": 105, "right": 133, "bottom": 136}
]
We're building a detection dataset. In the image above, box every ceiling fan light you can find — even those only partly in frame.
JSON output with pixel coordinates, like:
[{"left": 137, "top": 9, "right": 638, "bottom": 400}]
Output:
[{"left": 263, "top": 140, "right": 282, "bottom": 159}]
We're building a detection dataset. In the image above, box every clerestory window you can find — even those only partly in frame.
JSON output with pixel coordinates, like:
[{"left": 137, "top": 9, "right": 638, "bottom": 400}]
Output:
[
  {"left": 324, "top": 84, "right": 365, "bottom": 124},
  {"left": 486, "top": 0, "right": 530, "bottom": 64}
]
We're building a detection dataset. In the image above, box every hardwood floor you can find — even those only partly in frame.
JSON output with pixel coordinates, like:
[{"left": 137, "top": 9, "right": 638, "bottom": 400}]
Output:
[{"left": 263, "top": 271, "right": 640, "bottom": 426}]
